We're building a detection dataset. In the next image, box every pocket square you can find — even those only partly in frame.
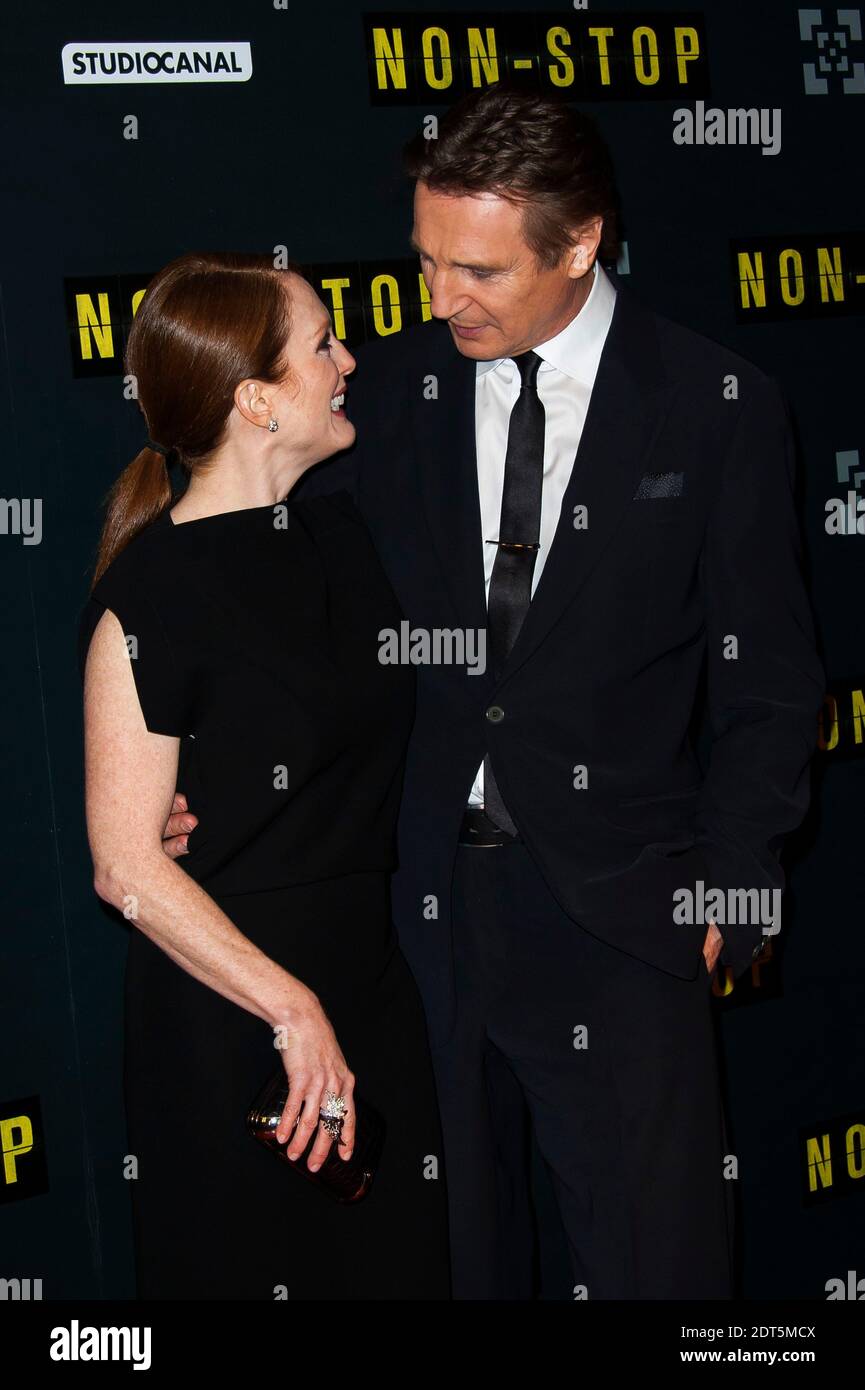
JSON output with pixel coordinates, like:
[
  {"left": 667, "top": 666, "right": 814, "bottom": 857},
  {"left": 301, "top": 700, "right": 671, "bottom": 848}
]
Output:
[{"left": 633, "top": 471, "right": 684, "bottom": 499}]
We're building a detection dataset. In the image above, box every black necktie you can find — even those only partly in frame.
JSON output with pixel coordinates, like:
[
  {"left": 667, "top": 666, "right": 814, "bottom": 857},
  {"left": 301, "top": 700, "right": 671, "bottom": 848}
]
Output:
[{"left": 483, "top": 350, "right": 545, "bottom": 834}]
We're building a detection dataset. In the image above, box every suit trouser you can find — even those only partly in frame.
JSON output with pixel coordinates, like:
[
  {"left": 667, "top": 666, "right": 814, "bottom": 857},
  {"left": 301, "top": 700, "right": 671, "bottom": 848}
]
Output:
[{"left": 429, "top": 840, "right": 734, "bottom": 1300}]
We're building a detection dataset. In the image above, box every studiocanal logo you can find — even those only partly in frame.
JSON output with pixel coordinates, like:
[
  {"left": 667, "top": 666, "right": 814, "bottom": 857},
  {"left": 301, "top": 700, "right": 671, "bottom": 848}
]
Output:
[{"left": 61, "top": 42, "right": 253, "bottom": 85}]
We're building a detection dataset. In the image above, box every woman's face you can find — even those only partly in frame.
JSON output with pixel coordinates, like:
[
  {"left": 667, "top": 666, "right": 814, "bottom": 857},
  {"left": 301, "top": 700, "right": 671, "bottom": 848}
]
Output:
[{"left": 269, "top": 273, "right": 356, "bottom": 465}]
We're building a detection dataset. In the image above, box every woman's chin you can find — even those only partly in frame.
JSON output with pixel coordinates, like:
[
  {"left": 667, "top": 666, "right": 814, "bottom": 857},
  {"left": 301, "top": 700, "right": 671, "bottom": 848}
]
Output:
[
  {"left": 330, "top": 415, "right": 356, "bottom": 446},
  {"left": 307, "top": 420, "right": 357, "bottom": 469}
]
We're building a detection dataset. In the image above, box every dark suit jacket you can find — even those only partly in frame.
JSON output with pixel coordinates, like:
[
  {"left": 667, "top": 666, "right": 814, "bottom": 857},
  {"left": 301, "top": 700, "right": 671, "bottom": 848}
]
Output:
[{"left": 297, "top": 267, "right": 825, "bottom": 1047}]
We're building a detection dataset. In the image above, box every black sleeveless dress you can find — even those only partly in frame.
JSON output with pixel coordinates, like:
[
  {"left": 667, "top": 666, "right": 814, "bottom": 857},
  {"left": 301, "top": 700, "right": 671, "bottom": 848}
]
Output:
[{"left": 78, "top": 490, "right": 451, "bottom": 1300}]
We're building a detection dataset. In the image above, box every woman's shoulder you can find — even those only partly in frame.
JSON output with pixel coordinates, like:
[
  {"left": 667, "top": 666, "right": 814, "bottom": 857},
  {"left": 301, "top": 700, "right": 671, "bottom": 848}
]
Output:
[
  {"left": 80, "top": 513, "right": 176, "bottom": 668},
  {"left": 79, "top": 512, "right": 194, "bottom": 732},
  {"left": 89, "top": 511, "right": 175, "bottom": 602}
]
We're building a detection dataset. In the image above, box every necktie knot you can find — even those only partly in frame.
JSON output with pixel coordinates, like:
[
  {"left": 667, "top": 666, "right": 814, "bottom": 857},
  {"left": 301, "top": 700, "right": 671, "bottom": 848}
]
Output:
[{"left": 512, "top": 349, "right": 542, "bottom": 391}]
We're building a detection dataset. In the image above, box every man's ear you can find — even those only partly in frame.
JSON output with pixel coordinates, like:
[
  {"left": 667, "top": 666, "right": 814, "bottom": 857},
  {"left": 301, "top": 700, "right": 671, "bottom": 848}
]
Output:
[{"left": 565, "top": 217, "right": 603, "bottom": 278}]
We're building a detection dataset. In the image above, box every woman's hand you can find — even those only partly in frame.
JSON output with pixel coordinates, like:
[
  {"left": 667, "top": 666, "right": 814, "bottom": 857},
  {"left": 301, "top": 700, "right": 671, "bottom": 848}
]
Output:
[
  {"left": 273, "top": 990, "right": 357, "bottom": 1171},
  {"left": 702, "top": 918, "right": 724, "bottom": 975},
  {"left": 161, "top": 792, "right": 198, "bottom": 858}
]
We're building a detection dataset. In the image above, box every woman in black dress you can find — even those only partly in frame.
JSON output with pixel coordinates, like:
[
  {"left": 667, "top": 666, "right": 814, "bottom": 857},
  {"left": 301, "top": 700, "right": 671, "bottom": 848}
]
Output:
[{"left": 80, "top": 251, "right": 450, "bottom": 1299}]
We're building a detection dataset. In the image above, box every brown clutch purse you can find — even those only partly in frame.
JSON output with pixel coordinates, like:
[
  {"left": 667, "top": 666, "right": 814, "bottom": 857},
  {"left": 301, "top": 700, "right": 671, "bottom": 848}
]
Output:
[{"left": 245, "top": 1067, "right": 385, "bottom": 1204}]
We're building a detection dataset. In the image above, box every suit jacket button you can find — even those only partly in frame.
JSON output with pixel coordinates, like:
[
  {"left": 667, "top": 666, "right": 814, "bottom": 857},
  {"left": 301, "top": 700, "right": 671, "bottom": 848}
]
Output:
[{"left": 486, "top": 705, "right": 505, "bottom": 723}]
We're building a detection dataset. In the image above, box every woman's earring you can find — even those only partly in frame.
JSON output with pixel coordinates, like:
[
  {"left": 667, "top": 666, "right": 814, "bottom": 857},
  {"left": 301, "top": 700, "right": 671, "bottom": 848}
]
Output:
[{"left": 267, "top": 417, "right": 279, "bottom": 433}]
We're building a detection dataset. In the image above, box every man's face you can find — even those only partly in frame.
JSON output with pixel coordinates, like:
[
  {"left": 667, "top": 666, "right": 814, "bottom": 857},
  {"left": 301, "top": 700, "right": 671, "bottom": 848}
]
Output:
[{"left": 410, "top": 181, "right": 599, "bottom": 362}]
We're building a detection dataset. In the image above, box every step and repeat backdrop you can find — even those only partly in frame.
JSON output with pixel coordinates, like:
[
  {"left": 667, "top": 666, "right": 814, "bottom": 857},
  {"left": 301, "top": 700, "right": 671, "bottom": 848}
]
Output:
[{"left": 1, "top": 0, "right": 862, "bottom": 1299}]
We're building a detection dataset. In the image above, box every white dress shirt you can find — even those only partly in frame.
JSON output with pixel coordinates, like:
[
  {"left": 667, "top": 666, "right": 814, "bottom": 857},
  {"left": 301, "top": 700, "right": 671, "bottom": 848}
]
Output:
[{"left": 468, "top": 259, "right": 618, "bottom": 807}]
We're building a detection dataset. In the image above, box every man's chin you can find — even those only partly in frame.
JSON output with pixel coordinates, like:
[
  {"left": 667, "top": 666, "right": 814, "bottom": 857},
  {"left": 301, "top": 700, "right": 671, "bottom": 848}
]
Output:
[{"left": 448, "top": 325, "right": 498, "bottom": 359}]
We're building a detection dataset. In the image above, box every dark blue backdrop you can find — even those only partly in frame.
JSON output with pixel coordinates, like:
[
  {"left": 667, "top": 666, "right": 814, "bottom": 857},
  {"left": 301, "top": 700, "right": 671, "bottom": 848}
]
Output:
[{"left": 1, "top": 0, "right": 862, "bottom": 1299}]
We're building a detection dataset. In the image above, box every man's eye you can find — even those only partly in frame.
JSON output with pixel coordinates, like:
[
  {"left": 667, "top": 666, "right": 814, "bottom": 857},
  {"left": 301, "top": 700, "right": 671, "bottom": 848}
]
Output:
[
  {"left": 318, "top": 333, "right": 333, "bottom": 352},
  {"left": 469, "top": 269, "right": 493, "bottom": 281}
]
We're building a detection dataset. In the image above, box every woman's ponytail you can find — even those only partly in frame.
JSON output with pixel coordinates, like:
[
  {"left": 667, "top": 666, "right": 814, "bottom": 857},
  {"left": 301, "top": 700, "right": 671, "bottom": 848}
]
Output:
[{"left": 91, "top": 444, "right": 173, "bottom": 588}]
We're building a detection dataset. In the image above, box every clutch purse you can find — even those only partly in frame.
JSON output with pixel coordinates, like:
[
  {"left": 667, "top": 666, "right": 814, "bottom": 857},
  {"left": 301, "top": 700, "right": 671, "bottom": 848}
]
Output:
[{"left": 245, "top": 1066, "right": 386, "bottom": 1204}]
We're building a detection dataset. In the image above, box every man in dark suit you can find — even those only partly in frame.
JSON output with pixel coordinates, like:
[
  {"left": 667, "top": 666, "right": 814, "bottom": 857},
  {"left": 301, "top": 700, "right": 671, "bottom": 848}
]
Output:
[{"left": 167, "top": 85, "right": 824, "bottom": 1298}]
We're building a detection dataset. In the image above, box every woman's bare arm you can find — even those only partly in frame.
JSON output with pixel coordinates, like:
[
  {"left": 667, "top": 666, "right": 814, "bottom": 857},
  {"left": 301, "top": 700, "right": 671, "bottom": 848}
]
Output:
[
  {"left": 83, "top": 607, "right": 356, "bottom": 1164},
  {"left": 84, "top": 607, "right": 310, "bottom": 1025}
]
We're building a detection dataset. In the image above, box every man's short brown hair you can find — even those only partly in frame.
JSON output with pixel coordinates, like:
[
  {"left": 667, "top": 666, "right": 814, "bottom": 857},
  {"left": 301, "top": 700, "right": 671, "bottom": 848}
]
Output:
[{"left": 403, "top": 82, "right": 621, "bottom": 270}]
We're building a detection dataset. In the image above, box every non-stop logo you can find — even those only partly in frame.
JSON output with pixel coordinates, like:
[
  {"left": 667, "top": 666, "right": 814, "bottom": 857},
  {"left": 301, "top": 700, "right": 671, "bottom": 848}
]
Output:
[
  {"left": 64, "top": 260, "right": 439, "bottom": 378},
  {"left": 730, "top": 232, "right": 865, "bottom": 321},
  {"left": 801, "top": 1109, "right": 865, "bottom": 1205},
  {"left": 0, "top": 1095, "right": 49, "bottom": 1204},
  {"left": 817, "top": 678, "right": 865, "bottom": 762},
  {"left": 362, "top": 10, "right": 710, "bottom": 103}
]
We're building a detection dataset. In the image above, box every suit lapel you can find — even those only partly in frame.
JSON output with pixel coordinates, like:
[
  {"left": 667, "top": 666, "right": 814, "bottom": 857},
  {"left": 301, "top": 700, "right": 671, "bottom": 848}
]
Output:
[
  {"left": 496, "top": 281, "right": 677, "bottom": 684},
  {"left": 415, "top": 321, "right": 488, "bottom": 636},
  {"left": 412, "top": 280, "right": 677, "bottom": 680}
]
